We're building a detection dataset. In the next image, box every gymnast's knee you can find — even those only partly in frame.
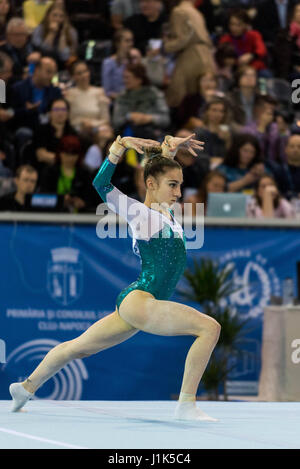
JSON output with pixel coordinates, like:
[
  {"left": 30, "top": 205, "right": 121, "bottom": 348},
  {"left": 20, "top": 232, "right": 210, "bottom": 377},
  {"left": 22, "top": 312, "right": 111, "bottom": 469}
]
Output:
[{"left": 64, "top": 340, "right": 95, "bottom": 360}]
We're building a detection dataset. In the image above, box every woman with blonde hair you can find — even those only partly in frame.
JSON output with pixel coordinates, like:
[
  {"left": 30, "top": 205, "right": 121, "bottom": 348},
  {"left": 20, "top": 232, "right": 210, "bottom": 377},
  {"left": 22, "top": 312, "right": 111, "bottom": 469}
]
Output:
[{"left": 31, "top": 4, "right": 78, "bottom": 68}]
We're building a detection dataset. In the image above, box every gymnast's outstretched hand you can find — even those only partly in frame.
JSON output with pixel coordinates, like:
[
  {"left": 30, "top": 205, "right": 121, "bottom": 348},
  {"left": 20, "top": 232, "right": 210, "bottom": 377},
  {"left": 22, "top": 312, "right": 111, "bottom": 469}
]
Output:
[
  {"left": 161, "top": 133, "right": 204, "bottom": 159},
  {"left": 120, "top": 136, "right": 161, "bottom": 154}
]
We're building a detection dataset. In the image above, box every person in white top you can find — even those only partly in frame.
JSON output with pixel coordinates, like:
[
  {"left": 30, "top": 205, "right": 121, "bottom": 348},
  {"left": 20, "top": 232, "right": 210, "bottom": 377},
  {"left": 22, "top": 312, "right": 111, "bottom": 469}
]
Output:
[{"left": 65, "top": 60, "right": 111, "bottom": 139}]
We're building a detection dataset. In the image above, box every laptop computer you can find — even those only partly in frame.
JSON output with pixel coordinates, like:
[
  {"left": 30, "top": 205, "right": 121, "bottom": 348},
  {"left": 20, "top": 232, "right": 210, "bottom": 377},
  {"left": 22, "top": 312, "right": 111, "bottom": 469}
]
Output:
[
  {"left": 206, "top": 193, "right": 247, "bottom": 218},
  {"left": 25, "top": 194, "right": 65, "bottom": 212}
]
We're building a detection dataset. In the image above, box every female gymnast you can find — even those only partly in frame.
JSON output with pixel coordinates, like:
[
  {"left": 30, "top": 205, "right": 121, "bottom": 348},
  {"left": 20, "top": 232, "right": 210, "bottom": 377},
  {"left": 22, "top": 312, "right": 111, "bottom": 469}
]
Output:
[{"left": 9, "top": 134, "right": 221, "bottom": 421}]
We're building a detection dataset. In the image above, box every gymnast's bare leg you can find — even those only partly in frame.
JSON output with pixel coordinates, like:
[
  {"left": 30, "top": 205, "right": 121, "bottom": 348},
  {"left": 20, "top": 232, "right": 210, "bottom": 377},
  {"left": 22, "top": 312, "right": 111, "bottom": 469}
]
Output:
[
  {"left": 9, "top": 311, "right": 138, "bottom": 411},
  {"left": 118, "top": 290, "right": 221, "bottom": 421}
]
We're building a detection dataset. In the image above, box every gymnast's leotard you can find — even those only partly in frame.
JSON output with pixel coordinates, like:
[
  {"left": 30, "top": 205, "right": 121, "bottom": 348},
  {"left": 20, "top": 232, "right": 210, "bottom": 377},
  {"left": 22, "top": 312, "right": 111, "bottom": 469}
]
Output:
[{"left": 93, "top": 157, "right": 187, "bottom": 312}]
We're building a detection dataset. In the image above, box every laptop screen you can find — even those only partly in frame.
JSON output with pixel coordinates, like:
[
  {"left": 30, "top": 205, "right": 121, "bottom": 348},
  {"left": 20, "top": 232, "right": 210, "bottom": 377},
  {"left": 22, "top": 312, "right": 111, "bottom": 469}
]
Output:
[{"left": 206, "top": 193, "right": 247, "bottom": 218}]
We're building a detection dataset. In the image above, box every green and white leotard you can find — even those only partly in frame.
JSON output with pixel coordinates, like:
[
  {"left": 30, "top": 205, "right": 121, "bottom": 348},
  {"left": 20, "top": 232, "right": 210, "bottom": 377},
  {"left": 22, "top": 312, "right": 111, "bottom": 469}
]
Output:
[{"left": 93, "top": 157, "right": 187, "bottom": 312}]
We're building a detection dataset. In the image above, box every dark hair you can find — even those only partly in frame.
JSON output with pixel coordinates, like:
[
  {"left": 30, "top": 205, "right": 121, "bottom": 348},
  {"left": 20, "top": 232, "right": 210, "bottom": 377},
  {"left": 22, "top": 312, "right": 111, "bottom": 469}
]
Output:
[
  {"left": 202, "top": 97, "right": 230, "bottom": 125},
  {"left": 70, "top": 60, "right": 89, "bottom": 76},
  {"left": 57, "top": 135, "right": 83, "bottom": 166},
  {"left": 112, "top": 28, "right": 133, "bottom": 52},
  {"left": 197, "top": 170, "right": 227, "bottom": 205},
  {"left": 125, "top": 63, "right": 150, "bottom": 86},
  {"left": 234, "top": 64, "right": 257, "bottom": 88},
  {"left": 255, "top": 173, "right": 280, "bottom": 209},
  {"left": 143, "top": 154, "right": 181, "bottom": 185},
  {"left": 15, "top": 164, "right": 38, "bottom": 178},
  {"left": 215, "top": 42, "right": 238, "bottom": 68},
  {"left": 223, "top": 133, "right": 262, "bottom": 168},
  {"left": 47, "top": 97, "right": 70, "bottom": 113},
  {"left": 228, "top": 8, "right": 251, "bottom": 25}
]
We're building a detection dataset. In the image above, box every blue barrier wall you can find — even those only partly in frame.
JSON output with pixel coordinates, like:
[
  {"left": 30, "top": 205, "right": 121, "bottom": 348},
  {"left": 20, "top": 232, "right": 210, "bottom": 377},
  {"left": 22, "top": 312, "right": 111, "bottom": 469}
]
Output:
[{"left": 1, "top": 220, "right": 300, "bottom": 399}]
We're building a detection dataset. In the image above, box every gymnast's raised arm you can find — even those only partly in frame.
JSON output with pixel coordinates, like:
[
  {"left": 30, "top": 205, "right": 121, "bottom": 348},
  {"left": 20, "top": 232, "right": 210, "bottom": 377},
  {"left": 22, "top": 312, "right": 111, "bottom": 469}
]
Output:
[{"left": 92, "top": 135, "right": 160, "bottom": 223}]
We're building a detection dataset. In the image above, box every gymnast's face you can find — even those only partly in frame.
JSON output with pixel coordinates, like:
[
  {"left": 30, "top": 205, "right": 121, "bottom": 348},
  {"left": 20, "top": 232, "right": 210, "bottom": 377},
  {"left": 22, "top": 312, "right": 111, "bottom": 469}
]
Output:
[{"left": 146, "top": 168, "right": 183, "bottom": 207}]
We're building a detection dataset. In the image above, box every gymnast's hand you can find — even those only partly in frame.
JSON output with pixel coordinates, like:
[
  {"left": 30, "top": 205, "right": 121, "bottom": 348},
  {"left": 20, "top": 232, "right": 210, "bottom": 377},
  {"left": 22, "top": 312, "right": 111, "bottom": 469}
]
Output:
[
  {"left": 120, "top": 136, "right": 161, "bottom": 154},
  {"left": 162, "top": 133, "right": 204, "bottom": 158}
]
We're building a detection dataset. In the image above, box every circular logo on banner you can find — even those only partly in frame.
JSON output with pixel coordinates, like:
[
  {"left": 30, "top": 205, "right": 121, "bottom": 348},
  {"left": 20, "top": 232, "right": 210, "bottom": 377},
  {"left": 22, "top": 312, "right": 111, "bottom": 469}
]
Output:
[
  {"left": 219, "top": 249, "right": 281, "bottom": 319},
  {"left": 47, "top": 247, "right": 83, "bottom": 306},
  {"left": 3, "top": 339, "right": 88, "bottom": 400}
]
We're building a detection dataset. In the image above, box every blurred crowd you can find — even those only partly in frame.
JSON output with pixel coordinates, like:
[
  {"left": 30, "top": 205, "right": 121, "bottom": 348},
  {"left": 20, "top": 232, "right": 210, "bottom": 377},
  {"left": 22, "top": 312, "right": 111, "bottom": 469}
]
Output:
[{"left": 0, "top": 0, "right": 300, "bottom": 219}]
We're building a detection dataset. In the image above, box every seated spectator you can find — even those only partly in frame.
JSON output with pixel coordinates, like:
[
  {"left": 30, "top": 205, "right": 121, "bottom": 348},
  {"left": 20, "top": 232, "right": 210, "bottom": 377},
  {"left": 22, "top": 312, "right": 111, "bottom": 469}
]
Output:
[
  {"left": 0, "top": 164, "right": 38, "bottom": 211},
  {"left": 193, "top": 97, "right": 232, "bottom": 161},
  {"left": 112, "top": 62, "right": 170, "bottom": 139},
  {"left": 269, "top": 134, "right": 300, "bottom": 199},
  {"left": 65, "top": 60, "right": 110, "bottom": 141},
  {"left": 175, "top": 72, "right": 224, "bottom": 129},
  {"left": 271, "top": 109, "right": 293, "bottom": 164},
  {"left": 31, "top": 4, "right": 78, "bottom": 69},
  {"left": 0, "top": 17, "right": 41, "bottom": 83},
  {"left": 242, "top": 95, "right": 279, "bottom": 161},
  {"left": 247, "top": 173, "right": 295, "bottom": 218},
  {"left": 0, "top": 52, "right": 15, "bottom": 144},
  {"left": 29, "top": 97, "right": 77, "bottom": 175},
  {"left": 23, "top": 0, "right": 53, "bottom": 33},
  {"left": 84, "top": 123, "right": 114, "bottom": 171},
  {"left": 216, "top": 133, "right": 270, "bottom": 193},
  {"left": 101, "top": 28, "right": 134, "bottom": 99},
  {"left": 110, "top": 0, "right": 140, "bottom": 30},
  {"left": 219, "top": 9, "right": 269, "bottom": 76},
  {"left": 163, "top": 0, "right": 216, "bottom": 108},
  {"left": 174, "top": 128, "right": 209, "bottom": 200},
  {"left": 215, "top": 42, "right": 238, "bottom": 92},
  {"left": 184, "top": 170, "right": 227, "bottom": 216},
  {"left": 11, "top": 56, "right": 61, "bottom": 150},
  {"left": 39, "top": 134, "right": 94, "bottom": 212},
  {"left": 0, "top": 0, "right": 16, "bottom": 42},
  {"left": 227, "top": 65, "right": 262, "bottom": 128},
  {"left": 124, "top": 0, "right": 166, "bottom": 55}
]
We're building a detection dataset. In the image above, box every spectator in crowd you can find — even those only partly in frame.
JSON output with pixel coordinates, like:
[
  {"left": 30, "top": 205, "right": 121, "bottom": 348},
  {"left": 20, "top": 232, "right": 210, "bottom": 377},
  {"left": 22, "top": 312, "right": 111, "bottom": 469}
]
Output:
[
  {"left": 215, "top": 42, "right": 238, "bottom": 92},
  {"left": 11, "top": 56, "right": 61, "bottom": 137},
  {"left": 219, "top": 9, "right": 269, "bottom": 76},
  {"left": 242, "top": 95, "right": 279, "bottom": 160},
  {"left": 31, "top": 4, "right": 78, "bottom": 69},
  {"left": 270, "top": 133, "right": 300, "bottom": 198},
  {"left": 65, "top": 60, "right": 110, "bottom": 140},
  {"left": 110, "top": 0, "right": 140, "bottom": 30},
  {"left": 29, "top": 97, "right": 77, "bottom": 175},
  {"left": 247, "top": 173, "right": 295, "bottom": 218},
  {"left": 0, "top": 0, "right": 16, "bottom": 42},
  {"left": 0, "top": 52, "right": 15, "bottom": 142},
  {"left": 227, "top": 65, "right": 261, "bottom": 128},
  {"left": 184, "top": 169, "right": 227, "bottom": 216},
  {"left": 101, "top": 28, "right": 135, "bottom": 99},
  {"left": 253, "top": 0, "right": 296, "bottom": 45},
  {"left": 0, "top": 163, "right": 38, "bottom": 211},
  {"left": 216, "top": 133, "right": 270, "bottom": 193},
  {"left": 174, "top": 128, "right": 209, "bottom": 200},
  {"left": 112, "top": 62, "right": 170, "bottom": 139},
  {"left": 124, "top": 0, "right": 166, "bottom": 55},
  {"left": 270, "top": 109, "right": 293, "bottom": 163},
  {"left": 23, "top": 0, "right": 53, "bottom": 32},
  {"left": 175, "top": 72, "right": 224, "bottom": 129},
  {"left": 163, "top": 0, "right": 216, "bottom": 108},
  {"left": 0, "top": 17, "right": 41, "bottom": 83},
  {"left": 84, "top": 123, "right": 114, "bottom": 171},
  {"left": 39, "top": 134, "right": 93, "bottom": 212},
  {"left": 192, "top": 97, "right": 232, "bottom": 162}
]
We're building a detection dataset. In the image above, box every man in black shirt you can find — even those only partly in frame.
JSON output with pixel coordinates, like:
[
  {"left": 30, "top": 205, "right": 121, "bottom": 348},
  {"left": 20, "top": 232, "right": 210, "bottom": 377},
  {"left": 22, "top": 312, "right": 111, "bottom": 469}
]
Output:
[
  {"left": 124, "top": 0, "right": 166, "bottom": 55},
  {"left": 268, "top": 134, "right": 300, "bottom": 199},
  {"left": 0, "top": 164, "right": 38, "bottom": 211}
]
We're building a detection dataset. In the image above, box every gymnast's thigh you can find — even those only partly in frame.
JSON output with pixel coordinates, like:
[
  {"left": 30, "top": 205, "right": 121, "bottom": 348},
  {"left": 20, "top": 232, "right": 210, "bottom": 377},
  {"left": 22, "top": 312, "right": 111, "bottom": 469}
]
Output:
[{"left": 118, "top": 290, "right": 219, "bottom": 337}]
